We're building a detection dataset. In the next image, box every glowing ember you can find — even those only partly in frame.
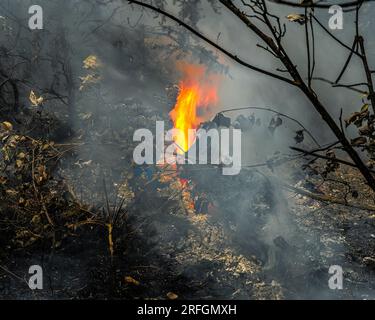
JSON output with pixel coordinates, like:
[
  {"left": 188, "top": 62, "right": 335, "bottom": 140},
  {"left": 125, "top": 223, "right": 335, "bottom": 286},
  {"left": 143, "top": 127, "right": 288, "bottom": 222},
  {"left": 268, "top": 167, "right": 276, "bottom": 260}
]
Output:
[{"left": 169, "top": 62, "right": 220, "bottom": 153}]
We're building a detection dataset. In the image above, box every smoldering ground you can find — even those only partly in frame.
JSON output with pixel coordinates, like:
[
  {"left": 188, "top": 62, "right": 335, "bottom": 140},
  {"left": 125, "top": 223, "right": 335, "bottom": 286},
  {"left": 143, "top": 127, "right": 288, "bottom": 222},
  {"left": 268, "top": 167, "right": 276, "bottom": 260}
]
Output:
[{"left": 0, "top": 0, "right": 375, "bottom": 299}]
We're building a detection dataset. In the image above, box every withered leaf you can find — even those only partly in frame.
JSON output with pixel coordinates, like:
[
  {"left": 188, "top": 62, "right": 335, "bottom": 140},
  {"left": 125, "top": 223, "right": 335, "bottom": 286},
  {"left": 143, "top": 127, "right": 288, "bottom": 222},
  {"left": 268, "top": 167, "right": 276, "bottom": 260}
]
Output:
[
  {"left": 35, "top": 165, "right": 48, "bottom": 184},
  {"left": 31, "top": 214, "right": 41, "bottom": 224},
  {"left": 6, "top": 189, "right": 18, "bottom": 196},
  {"left": 15, "top": 159, "right": 23, "bottom": 168},
  {"left": 294, "top": 130, "right": 304, "bottom": 144},
  {"left": 79, "top": 74, "right": 101, "bottom": 91},
  {"left": 83, "top": 55, "right": 100, "bottom": 70},
  {"left": 124, "top": 276, "right": 140, "bottom": 286},
  {"left": 351, "top": 136, "right": 367, "bottom": 146},
  {"left": 345, "top": 113, "right": 359, "bottom": 127},
  {"left": 345, "top": 108, "right": 369, "bottom": 128},
  {"left": 1, "top": 121, "right": 13, "bottom": 131},
  {"left": 359, "top": 124, "right": 374, "bottom": 136},
  {"left": 286, "top": 14, "right": 306, "bottom": 24},
  {"left": 166, "top": 292, "right": 178, "bottom": 300},
  {"left": 29, "top": 90, "right": 44, "bottom": 106}
]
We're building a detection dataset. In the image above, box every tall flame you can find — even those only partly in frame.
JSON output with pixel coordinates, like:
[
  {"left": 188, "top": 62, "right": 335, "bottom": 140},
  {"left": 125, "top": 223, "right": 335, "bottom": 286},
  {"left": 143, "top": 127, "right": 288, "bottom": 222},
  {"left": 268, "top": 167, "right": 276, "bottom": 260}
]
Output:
[{"left": 169, "top": 63, "right": 220, "bottom": 153}]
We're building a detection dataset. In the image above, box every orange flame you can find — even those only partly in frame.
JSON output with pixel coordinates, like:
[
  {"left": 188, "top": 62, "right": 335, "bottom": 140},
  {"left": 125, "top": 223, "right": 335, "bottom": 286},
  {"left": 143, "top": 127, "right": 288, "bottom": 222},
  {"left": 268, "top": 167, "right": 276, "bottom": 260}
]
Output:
[{"left": 169, "top": 62, "right": 220, "bottom": 153}]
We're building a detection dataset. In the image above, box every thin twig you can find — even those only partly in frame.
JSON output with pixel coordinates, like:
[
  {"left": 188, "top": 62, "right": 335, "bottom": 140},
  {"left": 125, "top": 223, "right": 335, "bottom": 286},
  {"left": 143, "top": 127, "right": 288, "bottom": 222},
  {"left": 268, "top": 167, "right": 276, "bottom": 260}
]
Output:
[
  {"left": 283, "top": 183, "right": 375, "bottom": 212},
  {"left": 128, "top": 0, "right": 296, "bottom": 85},
  {"left": 219, "top": 105, "right": 321, "bottom": 147}
]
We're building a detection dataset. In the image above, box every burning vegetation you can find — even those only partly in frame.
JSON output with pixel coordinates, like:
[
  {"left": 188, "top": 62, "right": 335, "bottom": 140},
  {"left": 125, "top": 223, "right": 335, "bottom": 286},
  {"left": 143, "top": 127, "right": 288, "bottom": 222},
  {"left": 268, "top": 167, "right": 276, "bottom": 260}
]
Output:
[{"left": 169, "top": 62, "right": 220, "bottom": 153}]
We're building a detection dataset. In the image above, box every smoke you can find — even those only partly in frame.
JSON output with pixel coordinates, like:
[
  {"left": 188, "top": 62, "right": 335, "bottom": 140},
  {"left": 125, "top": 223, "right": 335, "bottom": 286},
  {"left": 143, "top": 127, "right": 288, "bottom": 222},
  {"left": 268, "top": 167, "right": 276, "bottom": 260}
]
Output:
[{"left": 2, "top": 0, "right": 375, "bottom": 299}]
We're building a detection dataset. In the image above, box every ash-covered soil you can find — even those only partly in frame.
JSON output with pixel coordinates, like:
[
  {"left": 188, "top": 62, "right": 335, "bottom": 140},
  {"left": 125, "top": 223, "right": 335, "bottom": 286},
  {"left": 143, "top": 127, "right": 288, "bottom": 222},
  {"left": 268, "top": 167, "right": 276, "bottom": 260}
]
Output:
[
  {"left": 2, "top": 159, "right": 375, "bottom": 300},
  {"left": 1, "top": 101, "right": 375, "bottom": 300}
]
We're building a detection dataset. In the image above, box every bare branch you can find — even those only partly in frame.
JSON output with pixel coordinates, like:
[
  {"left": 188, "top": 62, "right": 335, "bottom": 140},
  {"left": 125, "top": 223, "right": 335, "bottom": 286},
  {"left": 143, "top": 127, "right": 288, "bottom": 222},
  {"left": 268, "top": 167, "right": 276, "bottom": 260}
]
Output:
[
  {"left": 128, "top": 0, "right": 296, "bottom": 85},
  {"left": 283, "top": 183, "right": 375, "bottom": 212}
]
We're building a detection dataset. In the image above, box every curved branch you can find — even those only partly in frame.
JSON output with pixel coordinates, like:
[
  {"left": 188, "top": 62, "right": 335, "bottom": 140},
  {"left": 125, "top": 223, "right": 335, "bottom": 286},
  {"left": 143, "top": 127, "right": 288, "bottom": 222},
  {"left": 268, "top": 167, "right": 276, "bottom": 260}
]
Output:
[
  {"left": 219, "top": 105, "right": 321, "bottom": 147},
  {"left": 312, "top": 15, "right": 362, "bottom": 57},
  {"left": 290, "top": 146, "right": 368, "bottom": 170},
  {"left": 283, "top": 183, "right": 375, "bottom": 212},
  {"left": 267, "top": 0, "right": 373, "bottom": 9},
  {"left": 127, "top": 0, "right": 296, "bottom": 85}
]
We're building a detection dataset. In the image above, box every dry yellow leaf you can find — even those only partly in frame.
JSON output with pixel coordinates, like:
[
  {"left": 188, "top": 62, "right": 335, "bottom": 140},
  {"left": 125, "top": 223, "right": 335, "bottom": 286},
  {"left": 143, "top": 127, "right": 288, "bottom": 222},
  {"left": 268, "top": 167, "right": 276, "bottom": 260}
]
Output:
[
  {"left": 16, "top": 159, "right": 23, "bottom": 168},
  {"left": 124, "top": 276, "right": 140, "bottom": 286},
  {"left": 1, "top": 121, "right": 13, "bottom": 131},
  {"left": 5, "top": 189, "right": 18, "bottom": 196},
  {"left": 79, "top": 74, "right": 101, "bottom": 91},
  {"left": 42, "top": 143, "right": 51, "bottom": 151},
  {"left": 166, "top": 292, "right": 178, "bottom": 300},
  {"left": 35, "top": 165, "right": 48, "bottom": 184},
  {"left": 83, "top": 55, "right": 100, "bottom": 69},
  {"left": 286, "top": 14, "right": 306, "bottom": 24},
  {"left": 29, "top": 90, "right": 44, "bottom": 106}
]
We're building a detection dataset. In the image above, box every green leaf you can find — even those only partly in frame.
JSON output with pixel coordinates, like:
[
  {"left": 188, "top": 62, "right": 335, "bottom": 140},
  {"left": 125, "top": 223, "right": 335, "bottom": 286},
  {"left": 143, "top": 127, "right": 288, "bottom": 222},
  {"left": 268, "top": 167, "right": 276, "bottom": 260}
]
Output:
[{"left": 361, "top": 104, "right": 369, "bottom": 112}]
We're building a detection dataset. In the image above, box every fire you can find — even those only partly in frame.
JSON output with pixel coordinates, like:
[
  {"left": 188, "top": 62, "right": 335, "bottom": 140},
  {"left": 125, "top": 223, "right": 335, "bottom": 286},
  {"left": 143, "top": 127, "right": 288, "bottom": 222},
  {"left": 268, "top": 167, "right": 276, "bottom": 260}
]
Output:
[{"left": 169, "top": 63, "right": 220, "bottom": 153}]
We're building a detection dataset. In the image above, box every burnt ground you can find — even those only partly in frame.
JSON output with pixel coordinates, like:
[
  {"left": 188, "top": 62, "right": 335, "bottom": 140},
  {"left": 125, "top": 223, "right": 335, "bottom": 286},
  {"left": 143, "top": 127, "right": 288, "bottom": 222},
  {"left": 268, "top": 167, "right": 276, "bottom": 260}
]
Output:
[
  {"left": 1, "top": 161, "right": 375, "bottom": 300},
  {"left": 1, "top": 101, "right": 375, "bottom": 300}
]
